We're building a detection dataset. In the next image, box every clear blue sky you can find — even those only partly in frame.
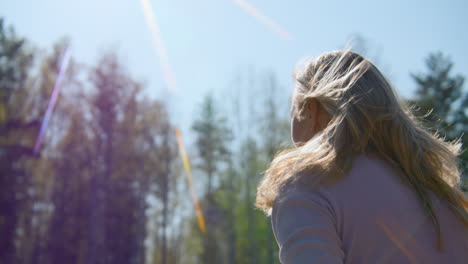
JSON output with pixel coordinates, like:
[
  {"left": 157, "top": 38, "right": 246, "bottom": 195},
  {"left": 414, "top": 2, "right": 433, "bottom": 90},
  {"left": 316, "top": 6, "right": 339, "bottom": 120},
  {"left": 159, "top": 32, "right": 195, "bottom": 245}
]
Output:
[{"left": 2, "top": 0, "right": 468, "bottom": 135}]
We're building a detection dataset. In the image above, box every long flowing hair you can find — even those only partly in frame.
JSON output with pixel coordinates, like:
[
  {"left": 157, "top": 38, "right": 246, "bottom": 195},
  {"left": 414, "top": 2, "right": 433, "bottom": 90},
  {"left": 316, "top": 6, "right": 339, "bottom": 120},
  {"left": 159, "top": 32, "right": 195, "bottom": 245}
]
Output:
[{"left": 255, "top": 50, "right": 468, "bottom": 250}]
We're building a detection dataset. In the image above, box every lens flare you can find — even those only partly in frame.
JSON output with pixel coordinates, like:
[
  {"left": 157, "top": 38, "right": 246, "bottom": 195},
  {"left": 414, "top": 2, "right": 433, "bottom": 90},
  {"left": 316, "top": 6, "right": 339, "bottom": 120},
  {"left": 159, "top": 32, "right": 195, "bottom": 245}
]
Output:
[
  {"left": 140, "top": 0, "right": 177, "bottom": 92},
  {"left": 175, "top": 128, "right": 206, "bottom": 233},
  {"left": 233, "top": 0, "right": 293, "bottom": 40},
  {"left": 375, "top": 217, "right": 418, "bottom": 264},
  {"left": 34, "top": 47, "right": 72, "bottom": 154}
]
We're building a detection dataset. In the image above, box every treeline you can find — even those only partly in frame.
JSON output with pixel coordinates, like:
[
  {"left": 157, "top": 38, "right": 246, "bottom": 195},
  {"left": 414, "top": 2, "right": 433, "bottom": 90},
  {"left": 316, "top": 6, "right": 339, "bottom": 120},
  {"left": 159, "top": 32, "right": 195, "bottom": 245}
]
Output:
[
  {"left": 1, "top": 18, "right": 179, "bottom": 264},
  {"left": 1, "top": 18, "right": 466, "bottom": 264}
]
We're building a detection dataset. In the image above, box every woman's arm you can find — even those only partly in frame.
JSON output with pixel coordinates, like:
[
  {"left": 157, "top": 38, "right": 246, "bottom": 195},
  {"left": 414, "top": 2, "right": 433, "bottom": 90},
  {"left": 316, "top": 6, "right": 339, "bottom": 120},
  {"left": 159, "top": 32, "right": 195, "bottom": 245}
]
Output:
[{"left": 272, "top": 190, "right": 344, "bottom": 264}]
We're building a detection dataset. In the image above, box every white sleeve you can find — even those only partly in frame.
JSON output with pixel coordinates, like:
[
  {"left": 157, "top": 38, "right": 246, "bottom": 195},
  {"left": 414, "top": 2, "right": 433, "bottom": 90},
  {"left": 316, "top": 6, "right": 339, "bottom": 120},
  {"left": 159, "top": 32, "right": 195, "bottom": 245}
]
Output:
[{"left": 271, "top": 190, "right": 344, "bottom": 264}]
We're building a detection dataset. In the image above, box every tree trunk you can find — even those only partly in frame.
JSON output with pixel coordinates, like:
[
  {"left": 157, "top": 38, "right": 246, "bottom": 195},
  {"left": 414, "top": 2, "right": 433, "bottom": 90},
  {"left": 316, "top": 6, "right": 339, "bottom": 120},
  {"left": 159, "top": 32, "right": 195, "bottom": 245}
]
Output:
[{"left": 161, "top": 126, "right": 170, "bottom": 264}]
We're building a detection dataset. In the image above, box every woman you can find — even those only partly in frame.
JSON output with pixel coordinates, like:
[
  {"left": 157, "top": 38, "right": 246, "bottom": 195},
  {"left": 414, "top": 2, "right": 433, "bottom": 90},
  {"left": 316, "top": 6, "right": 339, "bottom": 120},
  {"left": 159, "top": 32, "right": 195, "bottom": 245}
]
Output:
[{"left": 255, "top": 51, "right": 468, "bottom": 263}]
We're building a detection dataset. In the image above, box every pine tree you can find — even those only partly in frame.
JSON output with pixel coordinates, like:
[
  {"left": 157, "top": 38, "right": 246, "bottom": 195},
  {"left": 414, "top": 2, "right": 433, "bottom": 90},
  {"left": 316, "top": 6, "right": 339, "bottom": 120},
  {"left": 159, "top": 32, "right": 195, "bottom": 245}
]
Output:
[
  {"left": 259, "top": 73, "right": 290, "bottom": 263},
  {"left": 192, "top": 94, "right": 232, "bottom": 263},
  {"left": 0, "top": 18, "right": 36, "bottom": 264},
  {"left": 411, "top": 52, "right": 467, "bottom": 191}
]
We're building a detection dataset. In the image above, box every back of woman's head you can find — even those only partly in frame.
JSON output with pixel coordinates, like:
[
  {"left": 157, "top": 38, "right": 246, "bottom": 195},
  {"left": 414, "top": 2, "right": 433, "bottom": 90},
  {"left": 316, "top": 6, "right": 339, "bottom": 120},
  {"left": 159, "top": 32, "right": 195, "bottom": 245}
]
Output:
[{"left": 256, "top": 50, "right": 468, "bottom": 249}]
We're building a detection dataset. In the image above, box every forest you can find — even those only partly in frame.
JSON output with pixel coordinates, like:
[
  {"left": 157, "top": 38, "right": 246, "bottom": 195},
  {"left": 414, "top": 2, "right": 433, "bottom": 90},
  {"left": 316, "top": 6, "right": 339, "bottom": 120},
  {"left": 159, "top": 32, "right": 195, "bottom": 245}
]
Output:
[{"left": 1, "top": 17, "right": 467, "bottom": 264}]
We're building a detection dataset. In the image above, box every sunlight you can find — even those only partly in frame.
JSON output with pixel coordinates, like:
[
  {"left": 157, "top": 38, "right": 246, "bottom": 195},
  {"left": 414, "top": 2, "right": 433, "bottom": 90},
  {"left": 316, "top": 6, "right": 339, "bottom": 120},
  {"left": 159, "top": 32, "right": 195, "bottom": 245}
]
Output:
[
  {"left": 375, "top": 217, "right": 418, "bottom": 264},
  {"left": 175, "top": 128, "right": 207, "bottom": 233},
  {"left": 140, "top": 0, "right": 177, "bottom": 92},
  {"left": 233, "top": 0, "right": 293, "bottom": 40},
  {"left": 33, "top": 46, "right": 72, "bottom": 154}
]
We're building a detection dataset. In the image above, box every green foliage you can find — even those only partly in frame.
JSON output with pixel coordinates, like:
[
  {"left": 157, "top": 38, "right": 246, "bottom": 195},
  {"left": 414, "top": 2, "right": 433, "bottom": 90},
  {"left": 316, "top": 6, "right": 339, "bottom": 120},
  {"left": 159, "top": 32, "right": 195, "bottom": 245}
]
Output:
[
  {"left": 189, "top": 94, "right": 233, "bottom": 263},
  {"left": 4, "top": 15, "right": 467, "bottom": 264},
  {"left": 192, "top": 94, "right": 232, "bottom": 194},
  {"left": 0, "top": 18, "right": 34, "bottom": 104},
  {"left": 0, "top": 18, "right": 181, "bottom": 263},
  {"left": 0, "top": 18, "right": 37, "bottom": 264},
  {"left": 184, "top": 73, "right": 289, "bottom": 263},
  {"left": 411, "top": 52, "right": 468, "bottom": 191}
]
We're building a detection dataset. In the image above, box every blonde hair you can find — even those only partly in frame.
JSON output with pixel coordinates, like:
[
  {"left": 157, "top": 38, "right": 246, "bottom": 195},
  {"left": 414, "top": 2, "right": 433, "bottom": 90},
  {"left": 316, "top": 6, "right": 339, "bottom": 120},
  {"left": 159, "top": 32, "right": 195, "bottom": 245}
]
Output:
[{"left": 256, "top": 50, "right": 468, "bottom": 250}]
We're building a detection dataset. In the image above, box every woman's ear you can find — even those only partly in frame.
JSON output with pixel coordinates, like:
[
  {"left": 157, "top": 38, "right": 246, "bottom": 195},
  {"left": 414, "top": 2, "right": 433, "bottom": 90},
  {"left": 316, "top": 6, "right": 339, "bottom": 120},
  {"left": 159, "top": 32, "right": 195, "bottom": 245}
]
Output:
[
  {"left": 305, "top": 99, "right": 329, "bottom": 132},
  {"left": 304, "top": 99, "right": 318, "bottom": 120},
  {"left": 290, "top": 98, "right": 328, "bottom": 146}
]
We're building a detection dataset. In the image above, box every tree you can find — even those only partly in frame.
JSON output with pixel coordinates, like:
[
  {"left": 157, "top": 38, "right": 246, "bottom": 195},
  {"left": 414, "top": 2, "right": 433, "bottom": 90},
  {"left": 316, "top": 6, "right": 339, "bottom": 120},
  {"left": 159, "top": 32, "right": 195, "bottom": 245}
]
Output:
[
  {"left": 45, "top": 99, "right": 92, "bottom": 264},
  {"left": 0, "top": 18, "right": 36, "bottom": 264},
  {"left": 38, "top": 39, "right": 87, "bottom": 264},
  {"left": 222, "top": 161, "right": 239, "bottom": 264},
  {"left": 411, "top": 52, "right": 468, "bottom": 191},
  {"left": 191, "top": 94, "right": 232, "bottom": 263},
  {"left": 1, "top": 17, "right": 184, "bottom": 264},
  {"left": 192, "top": 94, "right": 232, "bottom": 195},
  {"left": 86, "top": 51, "right": 160, "bottom": 264},
  {"left": 140, "top": 100, "right": 178, "bottom": 264},
  {"left": 42, "top": 50, "right": 177, "bottom": 264},
  {"left": 236, "top": 137, "right": 262, "bottom": 264},
  {"left": 258, "top": 73, "right": 290, "bottom": 264}
]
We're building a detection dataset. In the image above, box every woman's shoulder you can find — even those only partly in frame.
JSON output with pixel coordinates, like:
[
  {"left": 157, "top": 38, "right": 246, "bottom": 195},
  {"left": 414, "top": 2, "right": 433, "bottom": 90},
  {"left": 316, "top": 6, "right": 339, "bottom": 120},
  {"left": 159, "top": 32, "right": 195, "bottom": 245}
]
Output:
[
  {"left": 273, "top": 153, "right": 402, "bottom": 209},
  {"left": 273, "top": 153, "right": 399, "bottom": 213},
  {"left": 271, "top": 172, "right": 343, "bottom": 263},
  {"left": 273, "top": 172, "right": 338, "bottom": 220}
]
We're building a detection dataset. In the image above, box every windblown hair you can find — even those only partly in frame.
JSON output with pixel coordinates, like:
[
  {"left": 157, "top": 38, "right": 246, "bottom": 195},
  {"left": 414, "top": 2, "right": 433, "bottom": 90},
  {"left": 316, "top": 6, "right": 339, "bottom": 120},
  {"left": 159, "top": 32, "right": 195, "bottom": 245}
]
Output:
[{"left": 255, "top": 50, "right": 468, "bottom": 250}]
